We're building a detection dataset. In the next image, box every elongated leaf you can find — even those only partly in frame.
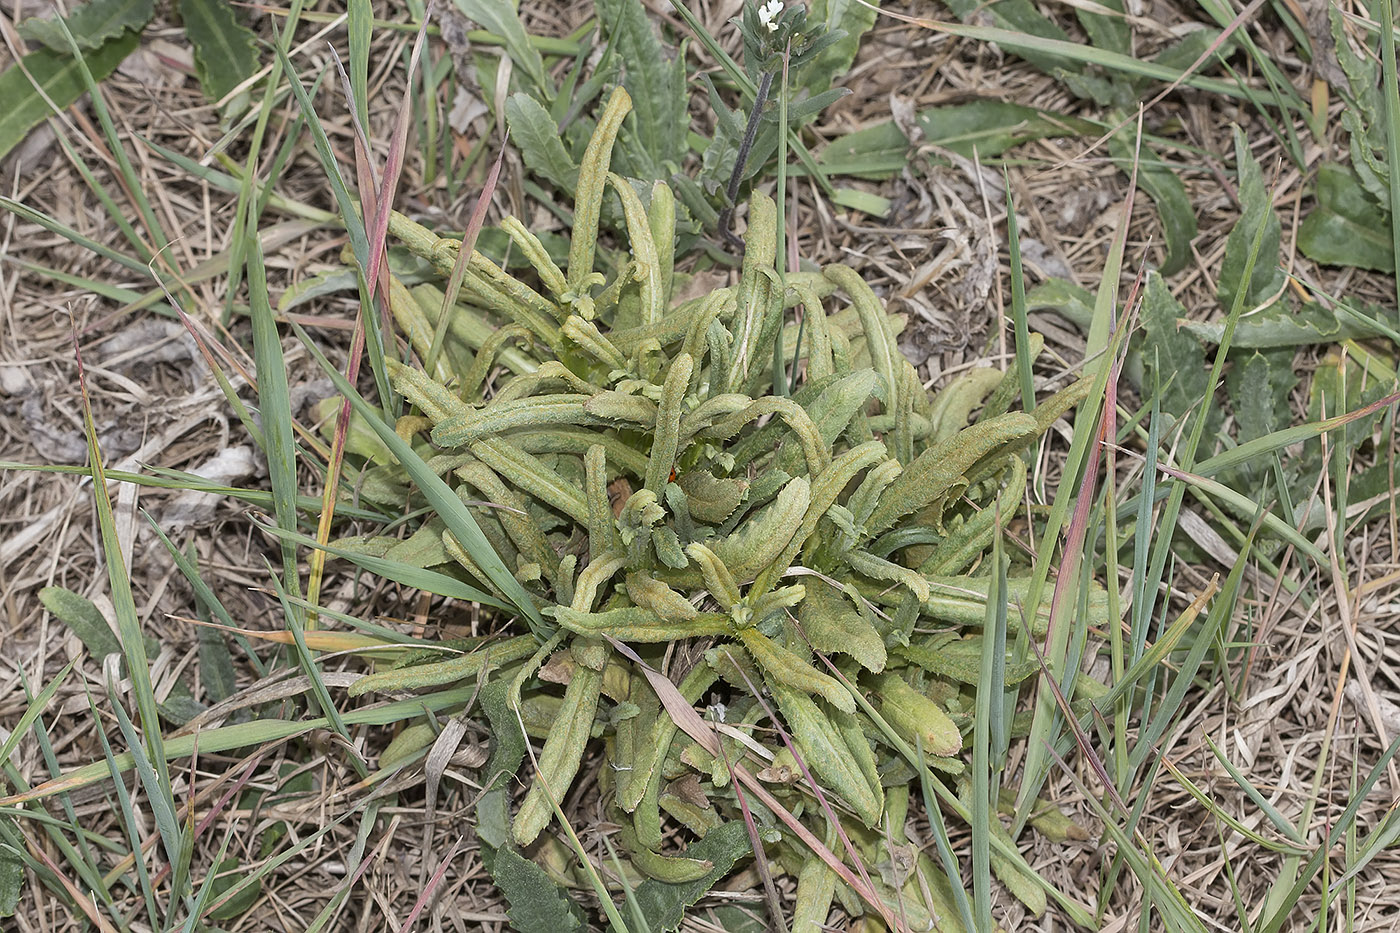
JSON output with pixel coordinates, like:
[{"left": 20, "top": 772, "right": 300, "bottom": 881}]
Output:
[
  {"left": 505, "top": 93, "right": 579, "bottom": 192},
  {"left": 1140, "top": 271, "right": 1208, "bottom": 421},
  {"left": 0, "top": 845, "right": 20, "bottom": 916},
  {"left": 1111, "top": 134, "right": 1196, "bottom": 275},
  {"left": 255, "top": 521, "right": 511, "bottom": 610},
  {"left": 17, "top": 0, "right": 151, "bottom": 52},
  {"left": 179, "top": 0, "right": 260, "bottom": 104},
  {"left": 0, "top": 30, "right": 140, "bottom": 162},
  {"left": 38, "top": 586, "right": 121, "bottom": 660},
  {"left": 1218, "top": 126, "right": 1286, "bottom": 311},
  {"left": 289, "top": 322, "right": 549, "bottom": 639},
  {"left": 820, "top": 100, "right": 1092, "bottom": 177},
  {"left": 597, "top": 0, "right": 688, "bottom": 168}
]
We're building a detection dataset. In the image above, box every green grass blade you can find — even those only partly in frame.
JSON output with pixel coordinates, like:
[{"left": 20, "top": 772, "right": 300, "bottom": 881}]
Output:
[
  {"left": 86, "top": 681, "right": 165, "bottom": 922},
  {"left": 252, "top": 518, "right": 513, "bottom": 610},
  {"left": 1, "top": 680, "right": 492, "bottom": 807},
  {"left": 1005, "top": 174, "right": 1035, "bottom": 413},
  {"left": 73, "top": 340, "right": 177, "bottom": 863},
  {"left": 247, "top": 233, "right": 304, "bottom": 605},
  {"left": 288, "top": 320, "right": 550, "bottom": 640},
  {"left": 972, "top": 529, "right": 1007, "bottom": 931}
]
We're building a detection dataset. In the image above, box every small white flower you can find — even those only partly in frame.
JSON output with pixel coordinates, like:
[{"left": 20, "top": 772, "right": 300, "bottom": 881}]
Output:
[{"left": 758, "top": 0, "right": 784, "bottom": 32}]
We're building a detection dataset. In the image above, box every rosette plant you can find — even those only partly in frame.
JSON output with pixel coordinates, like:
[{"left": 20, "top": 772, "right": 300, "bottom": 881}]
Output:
[{"left": 335, "top": 86, "right": 1103, "bottom": 928}]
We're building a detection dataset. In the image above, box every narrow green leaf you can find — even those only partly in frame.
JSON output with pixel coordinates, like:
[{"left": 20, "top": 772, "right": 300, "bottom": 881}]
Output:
[
  {"left": 247, "top": 234, "right": 302, "bottom": 603},
  {"left": 289, "top": 321, "right": 549, "bottom": 639},
  {"left": 254, "top": 520, "right": 511, "bottom": 610}
]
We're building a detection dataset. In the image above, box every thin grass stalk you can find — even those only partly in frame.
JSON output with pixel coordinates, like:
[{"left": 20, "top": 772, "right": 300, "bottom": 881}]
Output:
[{"left": 1005, "top": 175, "right": 1035, "bottom": 413}]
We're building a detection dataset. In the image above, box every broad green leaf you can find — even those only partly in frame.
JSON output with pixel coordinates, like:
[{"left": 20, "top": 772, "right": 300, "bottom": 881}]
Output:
[
  {"left": 1224, "top": 349, "right": 1295, "bottom": 486},
  {"left": 206, "top": 856, "right": 261, "bottom": 920},
  {"left": 1140, "top": 272, "right": 1208, "bottom": 420},
  {"left": 179, "top": 0, "right": 261, "bottom": 106},
  {"left": 1180, "top": 301, "right": 1385, "bottom": 348},
  {"left": 488, "top": 846, "right": 586, "bottom": 933},
  {"left": 597, "top": 0, "right": 688, "bottom": 168},
  {"left": 0, "top": 845, "right": 21, "bottom": 916},
  {"left": 1075, "top": 0, "right": 1129, "bottom": 58},
  {"left": 17, "top": 0, "right": 151, "bottom": 52},
  {"left": 38, "top": 586, "right": 121, "bottom": 660},
  {"left": 1228, "top": 349, "right": 1294, "bottom": 445},
  {"left": 453, "top": 0, "right": 550, "bottom": 98},
  {"left": 1297, "top": 163, "right": 1395, "bottom": 272},
  {"left": 0, "top": 30, "right": 140, "bottom": 162},
  {"left": 617, "top": 821, "right": 752, "bottom": 933},
  {"left": 802, "top": 0, "right": 881, "bottom": 92},
  {"left": 1025, "top": 277, "right": 1095, "bottom": 331},
  {"left": 505, "top": 92, "right": 579, "bottom": 193},
  {"left": 1218, "top": 126, "right": 1286, "bottom": 311}
]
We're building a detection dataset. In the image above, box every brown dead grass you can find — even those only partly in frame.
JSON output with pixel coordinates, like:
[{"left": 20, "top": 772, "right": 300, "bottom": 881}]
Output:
[{"left": 2, "top": 0, "right": 1400, "bottom": 930}]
